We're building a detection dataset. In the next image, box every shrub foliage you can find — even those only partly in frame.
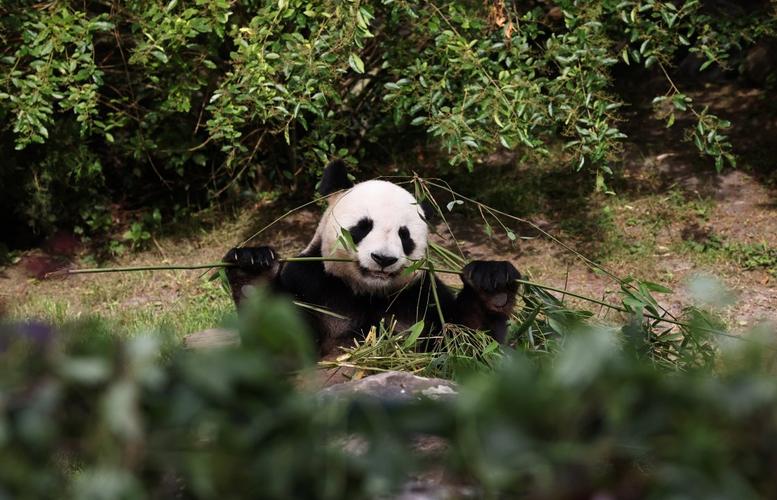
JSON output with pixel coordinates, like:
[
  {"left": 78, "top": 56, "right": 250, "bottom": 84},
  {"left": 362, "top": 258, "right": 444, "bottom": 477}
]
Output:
[
  {"left": 2, "top": 292, "right": 777, "bottom": 498},
  {"left": 1, "top": 0, "right": 775, "bottom": 242}
]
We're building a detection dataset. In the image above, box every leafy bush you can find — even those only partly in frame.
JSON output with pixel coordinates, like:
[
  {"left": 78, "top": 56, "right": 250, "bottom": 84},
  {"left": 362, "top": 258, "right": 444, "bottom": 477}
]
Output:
[
  {"left": 2, "top": 1, "right": 775, "bottom": 243},
  {"left": 2, "top": 286, "right": 777, "bottom": 498}
]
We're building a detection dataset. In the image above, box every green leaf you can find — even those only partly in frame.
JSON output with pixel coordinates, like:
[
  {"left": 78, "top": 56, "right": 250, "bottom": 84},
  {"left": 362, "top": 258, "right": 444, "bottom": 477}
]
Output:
[
  {"left": 672, "top": 94, "right": 687, "bottom": 111},
  {"left": 92, "top": 21, "right": 115, "bottom": 31},
  {"left": 348, "top": 53, "right": 365, "bottom": 74},
  {"left": 103, "top": 381, "right": 141, "bottom": 440},
  {"left": 642, "top": 281, "right": 673, "bottom": 294},
  {"left": 482, "top": 341, "right": 500, "bottom": 355},
  {"left": 483, "top": 220, "right": 494, "bottom": 238},
  {"left": 151, "top": 50, "right": 168, "bottom": 64},
  {"left": 402, "top": 258, "right": 426, "bottom": 276},
  {"left": 402, "top": 321, "right": 425, "bottom": 349},
  {"left": 337, "top": 227, "right": 357, "bottom": 252},
  {"left": 60, "top": 358, "right": 111, "bottom": 384}
]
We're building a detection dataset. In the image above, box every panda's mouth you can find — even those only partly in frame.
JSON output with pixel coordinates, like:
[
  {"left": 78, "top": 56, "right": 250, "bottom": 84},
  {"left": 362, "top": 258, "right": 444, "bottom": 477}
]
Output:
[{"left": 359, "top": 267, "right": 400, "bottom": 280}]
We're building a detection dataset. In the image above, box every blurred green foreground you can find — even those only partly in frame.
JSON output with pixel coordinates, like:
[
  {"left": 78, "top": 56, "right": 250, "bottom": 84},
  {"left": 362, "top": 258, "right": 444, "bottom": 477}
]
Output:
[{"left": 2, "top": 289, "right": 777, "bottom": 500}]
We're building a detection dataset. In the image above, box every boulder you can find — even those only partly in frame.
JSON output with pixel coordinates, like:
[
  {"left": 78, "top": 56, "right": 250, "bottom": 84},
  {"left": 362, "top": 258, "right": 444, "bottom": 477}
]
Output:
[
  {"left": 319, "top": 372, "right": 470, "bottom": 500},
  {"left": 317, "top": 371, "right": 457, "bottom": 403}
]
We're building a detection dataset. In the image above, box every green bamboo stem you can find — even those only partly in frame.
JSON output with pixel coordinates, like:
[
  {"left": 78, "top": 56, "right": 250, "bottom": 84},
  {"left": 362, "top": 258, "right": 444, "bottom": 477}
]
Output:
[
  {"left": 47, "top": 263, "right": 230, "bottom": 277},
  {"left": 44, "top": 256, "right": 357, "bottom": 279},
  {"left": 427, "top": 262, "right": 447, "bottom": 326},
  {"left": 515, "top": 278, "right": 628, "bottom": 313},
  {"left": 44, "top": 258, "right": 734, "bottom": 340},
  {"left": 43, "top": 260, "right": 648, "bottom": 317}
]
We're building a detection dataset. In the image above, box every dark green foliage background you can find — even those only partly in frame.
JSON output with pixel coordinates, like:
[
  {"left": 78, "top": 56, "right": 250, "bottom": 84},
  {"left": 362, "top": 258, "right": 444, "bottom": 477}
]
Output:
[{"left": 1, "top": 0, "right": 775, "bottom": 246}]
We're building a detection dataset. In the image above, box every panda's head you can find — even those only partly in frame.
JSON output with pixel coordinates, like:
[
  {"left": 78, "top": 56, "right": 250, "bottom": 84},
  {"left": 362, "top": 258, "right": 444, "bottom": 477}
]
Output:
[{"left": 312, "top": 161, "right": 429, "bottom": 295}]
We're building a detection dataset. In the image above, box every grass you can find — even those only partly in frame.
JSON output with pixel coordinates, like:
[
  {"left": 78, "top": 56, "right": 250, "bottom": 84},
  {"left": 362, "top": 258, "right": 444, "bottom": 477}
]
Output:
[
  {"left": 682, "top": 236, "right": 777, "bottom": 275},
  {"left": 4, "top": 213, "right": 248, "bottom": 337},
  {"left": 556, "top": 185, "right": 772, "bottom": 282},
  {"left": 593, "top": 188, "right": 713, "bottom": 259},
  {"left": 733, "top": 242, "right": 777, "bottom": 273},
  {"left": 12, "top": 277, "right": 233, "bottom": 337}
]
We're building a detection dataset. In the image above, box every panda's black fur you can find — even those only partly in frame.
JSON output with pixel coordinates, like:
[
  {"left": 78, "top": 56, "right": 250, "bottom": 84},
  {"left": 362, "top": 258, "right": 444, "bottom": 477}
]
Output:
[{"left": 224, "top": 161, "right": 520, "bottom": 356}]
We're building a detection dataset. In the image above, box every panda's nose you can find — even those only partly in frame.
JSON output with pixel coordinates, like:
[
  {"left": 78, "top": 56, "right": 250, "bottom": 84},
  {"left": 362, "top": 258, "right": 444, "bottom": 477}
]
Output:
[{"left": 371, "top": 253, "right": 398, "bottom": 268}]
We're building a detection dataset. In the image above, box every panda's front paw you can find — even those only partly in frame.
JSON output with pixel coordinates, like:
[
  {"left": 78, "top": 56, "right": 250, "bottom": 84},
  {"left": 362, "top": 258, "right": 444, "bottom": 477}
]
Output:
[
  {"left": 462, "top": 261, "right": 520, "bottom": 312},
  {"left": 223, "top": 246, "right": 278, "bottom": 274}
]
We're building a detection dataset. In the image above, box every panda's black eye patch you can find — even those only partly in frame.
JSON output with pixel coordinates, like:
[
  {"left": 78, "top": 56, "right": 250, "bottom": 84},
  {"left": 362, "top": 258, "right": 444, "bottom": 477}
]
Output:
[
  {"left": 398, "top": 226, "right": 415, "bottom": 255},
  {"left": 348, "top": 217, "right": 374, "bottom": 245}
]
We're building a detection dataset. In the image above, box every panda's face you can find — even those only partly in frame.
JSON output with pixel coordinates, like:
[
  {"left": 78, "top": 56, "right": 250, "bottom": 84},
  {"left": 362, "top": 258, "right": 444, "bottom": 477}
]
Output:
[{"left": 319, "top": 180, "right": 428, "bottom": 295}]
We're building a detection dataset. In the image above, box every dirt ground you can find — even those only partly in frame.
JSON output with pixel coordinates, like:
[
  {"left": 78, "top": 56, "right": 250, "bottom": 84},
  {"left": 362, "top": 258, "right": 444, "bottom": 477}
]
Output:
[
  {"left": 1, "top": 82, "right": 775, "bottom": 334},
  {"left": 486, "top": 166, "right": 777, "bottom": 328}
]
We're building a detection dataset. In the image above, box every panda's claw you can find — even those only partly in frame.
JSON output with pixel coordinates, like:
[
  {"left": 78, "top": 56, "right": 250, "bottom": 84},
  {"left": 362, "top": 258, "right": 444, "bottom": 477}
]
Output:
[
  {"left": 223, "top": 246, "right": 278, "bottom": 273},
  {"left": 462, "top": 260, "right": 520, "bottom": 294}
]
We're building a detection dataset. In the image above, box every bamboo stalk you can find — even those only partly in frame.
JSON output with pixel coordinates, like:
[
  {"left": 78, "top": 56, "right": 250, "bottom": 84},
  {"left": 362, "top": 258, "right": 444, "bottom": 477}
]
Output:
[
  {"left": 42, "top": 258, "right": 735, "bottom": 341},
  {"left": 42, "top": 260, "right": 649, "bottom": 317},
  {"left": 44, "top": 256, "right": 358, "bottom": 279},
  {"left": 46, "top": 263, "right": 231, "bottom": 278}
]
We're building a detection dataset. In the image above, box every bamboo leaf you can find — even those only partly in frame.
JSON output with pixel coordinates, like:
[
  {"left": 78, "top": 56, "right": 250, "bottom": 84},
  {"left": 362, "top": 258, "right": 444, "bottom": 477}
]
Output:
[{"left": 402, "top": 321, "right": 425, "bottom": 349}]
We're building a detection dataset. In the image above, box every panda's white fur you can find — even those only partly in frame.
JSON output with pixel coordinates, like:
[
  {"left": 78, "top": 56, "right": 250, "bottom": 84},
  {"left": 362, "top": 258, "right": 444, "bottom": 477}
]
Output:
[{"left": 306, "top": 180, "right": 428, "bottom": 295}]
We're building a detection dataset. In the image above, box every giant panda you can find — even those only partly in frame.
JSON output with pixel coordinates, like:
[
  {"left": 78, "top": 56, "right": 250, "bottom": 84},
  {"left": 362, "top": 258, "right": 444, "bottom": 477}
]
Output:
[{"left": 223, "top": 161, "right": 521, "bottom": 355}]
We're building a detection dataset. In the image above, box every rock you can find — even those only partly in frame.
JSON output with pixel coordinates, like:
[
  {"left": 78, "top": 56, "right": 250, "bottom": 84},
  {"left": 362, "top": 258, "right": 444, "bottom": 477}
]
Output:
[
  {"left": 317, "top": 371, "right": 457, "bottom": 403},
  {"left": 319, "top": 372, "right": 470, "bottom": 500},
  {"left": 394, "top": 476, "right": 478, "bottom": 500},
  {"left": 182, "top": 328, "right": 239, "bottom": 349}
]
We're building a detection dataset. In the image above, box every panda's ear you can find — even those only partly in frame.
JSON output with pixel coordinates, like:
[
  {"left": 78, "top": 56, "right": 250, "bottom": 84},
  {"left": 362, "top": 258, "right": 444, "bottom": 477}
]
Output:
[
  {"left": 318, "top": 159, "right": 354, "bottom": 195},
  {"left": 417, "top": 199, "right": 436, "bottom": 224}
]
